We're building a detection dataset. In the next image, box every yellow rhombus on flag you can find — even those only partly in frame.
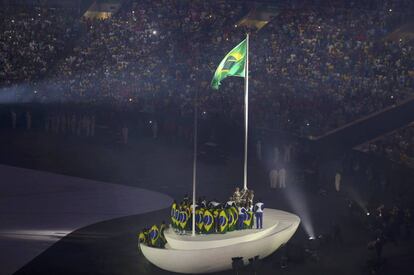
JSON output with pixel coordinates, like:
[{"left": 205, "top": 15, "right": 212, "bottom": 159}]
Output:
[{"left": 211, "top": 39, "right": 247, "bottom": 90}]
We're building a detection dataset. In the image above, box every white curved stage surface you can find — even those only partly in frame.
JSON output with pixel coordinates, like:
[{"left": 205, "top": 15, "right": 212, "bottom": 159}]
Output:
[
  {"left": 141, "top": 209, "right": 300, "bottom": 274},
  {"left": 0, "top": 164, "right": 172, "bottom": 275}
]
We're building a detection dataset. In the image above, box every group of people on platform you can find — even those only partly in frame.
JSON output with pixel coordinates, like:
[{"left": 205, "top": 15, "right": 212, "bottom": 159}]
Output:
[
  {"left": 138, "top": 188, "right": 264, "bottom": 248},
  {"left": 138, "top": 221, "right": 168, "bottom": 249},
  {"left": 171, "top": 189, "right": 263, "bottom": 234}
]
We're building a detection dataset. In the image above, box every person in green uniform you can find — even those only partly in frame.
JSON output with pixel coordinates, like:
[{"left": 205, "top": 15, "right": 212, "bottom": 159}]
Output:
[
  {"left": 170, "top": 200, "right": 177, "bottom": 229},
  {"left": 218, "top": 209, "right": 229, "bottom": 233},
  {"left": 213, "top": 208, "right": 220, "bottom": 233},
  {"left": 243, "top": 209, "right": 254, "bottom": 229},
  {"left": 230, "top": 206, "right": 239, "bottom": 231},
  {"left": 159, "top": 221, "right": 168, "bottom": 247},
  {"left": 179, "top": 206, "right": 188, "bottom": 234},
  {"left": 226, "top": 206, "right": 235, "bottom": 232},
  {"left": 203, "top": 208, "right": 214, "bottom": 234},
  {"left": 142, "top": 228, "right": 150, "bottom": 246},
  {"left": 149, "top": 224, "right": 161, "bottom": 247},
  {"left": 196, "top": 207, "right": 204, "bottom": 233},
  {"left": 185, "top": 206, "right": 192, "bottom": 231},
  {"left": 138, "top": 230, "right": 146, "bottom": 244},
  {"left": 248, "top": 209, "right": 255, "bottom": 229}
]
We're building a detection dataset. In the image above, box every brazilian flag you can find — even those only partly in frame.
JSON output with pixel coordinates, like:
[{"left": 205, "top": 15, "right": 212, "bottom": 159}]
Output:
[
  {"left": 185, "top": 207, "right": 192, "bottom": 231},
  {"left": 174, "top": 209, "right": 180, "bottom": 228},
  {"left": 218, "top": 209, "right": 229, "bottom": 233},
  {"left": 211, "top": 38, "right": 247, "bottom": 90},
  {"left": 226, "top": 208, "right": 234, "bottom": 232},
  {"left": 180, "top": 210, "right": 188, "bottom": 230},
  {"left": 195, "top": 208, "right": 204, "bottom": 232},
  {"left": 243, "top": 211, "right": 254, "bottom": 229},
  {"left": 171, "top": 203, "right": 177, "bottom": 228},
  {"left": 203, "top": 209, "right": 214, "bottom": 234},
  {"left": 149, "top": 225, "right": 160, "bottom": 247},
  {"left": 228, "top": 206, "right": 239, "bottom": 231}
]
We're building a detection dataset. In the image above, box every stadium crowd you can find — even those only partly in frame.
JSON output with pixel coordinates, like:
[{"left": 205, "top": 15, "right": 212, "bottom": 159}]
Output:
[
  {"left": 0, "top": 7, "right": 78, "bottom": 87},
  {"left": 1, "top": 0, "right": 413, "bottom": 138},
  {"left": 1, "top": 2, "right": 413, "bottom": 272}
]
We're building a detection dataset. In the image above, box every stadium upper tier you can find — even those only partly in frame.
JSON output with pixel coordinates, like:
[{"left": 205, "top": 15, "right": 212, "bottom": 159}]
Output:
[{"left": 1, "top": 0, "right": 413, "bottom": 137}]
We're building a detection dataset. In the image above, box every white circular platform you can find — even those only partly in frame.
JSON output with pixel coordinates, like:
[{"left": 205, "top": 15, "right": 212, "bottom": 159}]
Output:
[{"left": 141, "top": 209, "right": 300, "bottom": 274}]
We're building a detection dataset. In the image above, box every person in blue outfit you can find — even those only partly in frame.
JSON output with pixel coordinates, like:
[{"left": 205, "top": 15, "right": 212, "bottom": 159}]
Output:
[{"left": 254, "top": 200, "right": 264, "bottom": 229}]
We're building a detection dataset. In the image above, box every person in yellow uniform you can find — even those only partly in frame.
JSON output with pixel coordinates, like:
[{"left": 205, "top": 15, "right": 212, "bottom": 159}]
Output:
[
  {"left": 185, "top": 205, "right": 192, "bottom": 231},
  {"left": 243, "top": 209, "right": 254, "bottom": 229},
  {"left": 170, "top": 200, "right": 177, "bottom": 229},
  {"left": 179, "top": 206, "right": 189, "bottom": 234},
  {"left": 248, "top": 208, "right": 255, "bottom": 229},
  {"left": 203, "top": 208, "right": 214, "bottom": 234},
  {"left": 228, "top": 205, "right": 238, "bottom": 231},
  {"left": 218, "top": 208, "right": 229, "bottom": 233},
  {"left": 138, "top": 230, "right": 146, "bottom": 244},
  {"left": 195, "top": 207, "right": 204, "bottom": 233},
  {"left": 143, "top": 228, "right": 150, "bottom": 245},
  {"left": 159, "top": 221, "right": 168, "bottom": 248},
  {"left": 213, "top": 208, "right": 220, "bottom": 233},
  {"left": 149, "top": 224, "right": 160, "bottom": 247},
  {"left": 226, "top": 206, "right": 234, "bottom": 232},
  {"left": 138, "top": 230, "right": 147, "bottom": 253}
]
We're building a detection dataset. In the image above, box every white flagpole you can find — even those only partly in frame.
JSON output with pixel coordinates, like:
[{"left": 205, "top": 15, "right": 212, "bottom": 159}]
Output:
[
  {"left": 191, "top": 89, "right": 198, "bottom": 236},
  {"left": 243, "top": 33, "right": 249, "bottom": 190}
]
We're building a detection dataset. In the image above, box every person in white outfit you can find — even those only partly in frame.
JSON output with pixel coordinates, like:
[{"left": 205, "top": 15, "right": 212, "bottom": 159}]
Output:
[
  {"left": 254, "top": 201, "right": 264, "bottom": 229},
  {"left": 335, "top": 172, "right": 341, "bottom": 192}
]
